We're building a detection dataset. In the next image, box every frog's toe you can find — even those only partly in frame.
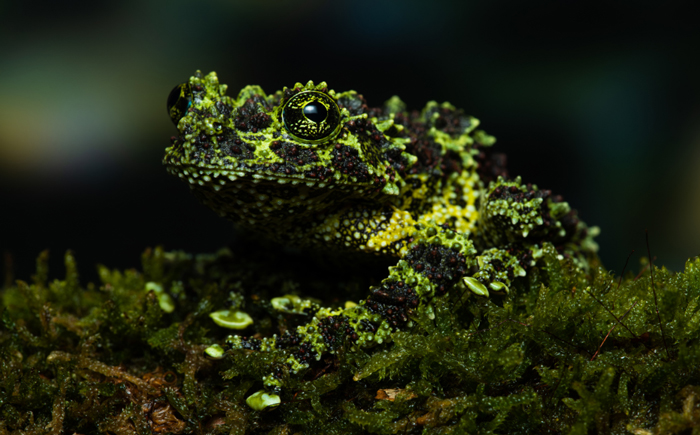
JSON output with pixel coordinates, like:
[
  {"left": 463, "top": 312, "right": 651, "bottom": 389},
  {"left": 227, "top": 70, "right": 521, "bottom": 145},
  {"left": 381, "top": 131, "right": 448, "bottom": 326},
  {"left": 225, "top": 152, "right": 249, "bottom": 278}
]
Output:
[
  {"left": 488, "top": 280, "right": 509, "bottom": 294},
  {"left": 463, "top": 276, "right": 510, "bottom": 297},
  {"left": 463, "top": 276, "right": 490, "bottom": 297}
]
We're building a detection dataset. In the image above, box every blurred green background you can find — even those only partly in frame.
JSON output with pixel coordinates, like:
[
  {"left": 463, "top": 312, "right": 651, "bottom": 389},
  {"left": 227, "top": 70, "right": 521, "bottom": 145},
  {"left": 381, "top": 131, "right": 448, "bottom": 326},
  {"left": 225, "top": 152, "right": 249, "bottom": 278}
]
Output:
[{"left": 1, "top": 0, "right": 698, "bottom": 283}]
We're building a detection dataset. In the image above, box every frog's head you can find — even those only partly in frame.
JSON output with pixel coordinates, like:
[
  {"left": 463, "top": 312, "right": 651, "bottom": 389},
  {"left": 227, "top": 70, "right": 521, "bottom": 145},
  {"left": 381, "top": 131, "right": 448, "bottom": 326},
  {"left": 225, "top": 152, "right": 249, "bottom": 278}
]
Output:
[{"left": 163, "top": 71, "right": 414, "bottom": 229}]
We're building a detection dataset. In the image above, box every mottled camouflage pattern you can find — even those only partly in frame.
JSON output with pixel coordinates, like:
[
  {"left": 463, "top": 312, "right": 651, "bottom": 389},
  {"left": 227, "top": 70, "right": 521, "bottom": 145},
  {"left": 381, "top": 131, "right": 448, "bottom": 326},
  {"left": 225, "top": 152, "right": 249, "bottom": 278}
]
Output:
[{"left": 164, "top": 71, "right": 598, "bottom": 400}]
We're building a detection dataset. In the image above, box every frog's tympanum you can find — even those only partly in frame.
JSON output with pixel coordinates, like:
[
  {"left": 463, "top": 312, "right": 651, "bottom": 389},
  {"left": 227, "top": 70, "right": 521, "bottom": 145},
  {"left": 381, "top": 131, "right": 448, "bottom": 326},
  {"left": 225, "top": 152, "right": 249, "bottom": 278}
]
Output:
[{"left": 164, "top": 71, "right": 598, "bottom": 408}]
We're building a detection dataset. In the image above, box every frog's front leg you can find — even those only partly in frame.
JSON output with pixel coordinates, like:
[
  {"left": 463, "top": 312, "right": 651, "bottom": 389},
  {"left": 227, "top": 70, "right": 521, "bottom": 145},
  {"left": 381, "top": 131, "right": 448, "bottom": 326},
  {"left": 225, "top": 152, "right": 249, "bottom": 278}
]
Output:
[
  {"left": 209, "top": 223, "right": 478, "bottom": 409},
  {"left": 363, "top": 224, "right": 476, "bottom": 327},
  {"left": 462, "top": 175, "right": 597, "bottom": 297}
]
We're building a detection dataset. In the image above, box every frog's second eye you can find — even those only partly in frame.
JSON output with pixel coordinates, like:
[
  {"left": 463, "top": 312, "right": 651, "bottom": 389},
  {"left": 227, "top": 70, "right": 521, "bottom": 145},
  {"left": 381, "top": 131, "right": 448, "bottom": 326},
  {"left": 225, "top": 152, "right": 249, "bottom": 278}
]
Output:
[
  {"left": 282, "top": 91, "right": 341, "bottom": 143},
  {"left": 167, "top": 83, "right": 192, "bottom": 126}
]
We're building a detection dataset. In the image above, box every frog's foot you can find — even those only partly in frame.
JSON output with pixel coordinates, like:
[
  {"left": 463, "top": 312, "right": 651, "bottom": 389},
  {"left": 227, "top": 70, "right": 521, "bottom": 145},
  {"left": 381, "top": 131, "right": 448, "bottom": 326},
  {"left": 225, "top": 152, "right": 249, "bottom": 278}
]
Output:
[
  {"left": 356, "top": 223, "right": 476, "bottom": 337},
  {"left": 211, "top": 223, "right": 477, "bottom": 408},
  {"left": 462, "top": 246, "right": 531, "bottom": 297},
  {"left": 478, "top": 176, "right": 597, "bottom": 262},
  {"left": 462, "top": 173, "right": 600, "bottom": 298}
]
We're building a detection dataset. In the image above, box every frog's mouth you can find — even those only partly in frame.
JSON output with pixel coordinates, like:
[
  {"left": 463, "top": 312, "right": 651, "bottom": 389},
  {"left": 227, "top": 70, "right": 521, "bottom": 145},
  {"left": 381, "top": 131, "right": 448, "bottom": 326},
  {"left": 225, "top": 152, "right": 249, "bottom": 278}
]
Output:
[
  {"left": 164, "top": 163, "right": 372, "bottom": 228},
  {"left": 163, "top": 163, "right": 369, "bottom": 195},
  {"left": 166, "top": 164, "right": 321, "bottom": 189}
]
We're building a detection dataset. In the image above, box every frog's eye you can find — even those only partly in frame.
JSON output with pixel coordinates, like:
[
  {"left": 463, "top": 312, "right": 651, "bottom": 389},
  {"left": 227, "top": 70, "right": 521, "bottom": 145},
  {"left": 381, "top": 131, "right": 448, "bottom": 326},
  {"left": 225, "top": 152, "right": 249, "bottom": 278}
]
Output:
[
  {"left": 167, "top": 83, "right": 192, "bottom": 126},
  {"left": 282, "top": 91, "right": 341, "bottom": 143}
]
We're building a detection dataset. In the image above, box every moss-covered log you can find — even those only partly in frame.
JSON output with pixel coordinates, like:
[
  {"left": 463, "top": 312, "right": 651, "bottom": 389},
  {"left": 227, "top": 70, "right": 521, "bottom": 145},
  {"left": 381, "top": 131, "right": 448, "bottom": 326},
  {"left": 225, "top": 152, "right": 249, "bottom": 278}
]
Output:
[{"left": 1, "top": 245, "right": 699, "bottom": 434}]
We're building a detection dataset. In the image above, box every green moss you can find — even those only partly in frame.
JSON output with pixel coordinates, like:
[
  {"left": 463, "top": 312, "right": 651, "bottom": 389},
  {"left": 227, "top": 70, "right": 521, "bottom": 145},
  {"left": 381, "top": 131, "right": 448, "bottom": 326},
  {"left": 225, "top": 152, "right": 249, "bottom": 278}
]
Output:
[{"left": 1, "top": 246, "right": 700, "bottom": 433}]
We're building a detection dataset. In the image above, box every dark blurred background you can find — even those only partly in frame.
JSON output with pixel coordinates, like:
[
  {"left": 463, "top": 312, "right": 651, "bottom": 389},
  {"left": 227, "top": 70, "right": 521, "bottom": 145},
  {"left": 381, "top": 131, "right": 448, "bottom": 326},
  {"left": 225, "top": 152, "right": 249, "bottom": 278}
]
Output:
[{"left": 1, "top": 0, "right": 699, "bottom": 285}]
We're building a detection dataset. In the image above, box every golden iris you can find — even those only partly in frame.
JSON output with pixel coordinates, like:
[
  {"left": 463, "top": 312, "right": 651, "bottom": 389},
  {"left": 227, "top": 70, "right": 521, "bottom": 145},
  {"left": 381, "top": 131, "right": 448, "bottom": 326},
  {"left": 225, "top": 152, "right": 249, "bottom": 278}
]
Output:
[{"left": 282, "top": 91, "right": 341, "bottom": 143}]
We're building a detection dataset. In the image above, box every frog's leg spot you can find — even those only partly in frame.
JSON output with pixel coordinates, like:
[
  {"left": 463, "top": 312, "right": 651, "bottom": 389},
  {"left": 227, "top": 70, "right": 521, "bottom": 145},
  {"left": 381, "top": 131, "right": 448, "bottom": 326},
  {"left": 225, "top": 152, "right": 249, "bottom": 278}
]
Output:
[{"left": 365, "top": 280, "right": 420, "bottom": 329}]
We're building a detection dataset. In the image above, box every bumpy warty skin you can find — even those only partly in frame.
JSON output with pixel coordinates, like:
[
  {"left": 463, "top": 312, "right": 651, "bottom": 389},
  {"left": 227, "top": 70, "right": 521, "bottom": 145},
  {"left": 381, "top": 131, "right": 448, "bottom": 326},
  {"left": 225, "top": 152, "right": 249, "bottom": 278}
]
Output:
[{"left": 163, "top": 71, "right": 599, "bottom": 402}]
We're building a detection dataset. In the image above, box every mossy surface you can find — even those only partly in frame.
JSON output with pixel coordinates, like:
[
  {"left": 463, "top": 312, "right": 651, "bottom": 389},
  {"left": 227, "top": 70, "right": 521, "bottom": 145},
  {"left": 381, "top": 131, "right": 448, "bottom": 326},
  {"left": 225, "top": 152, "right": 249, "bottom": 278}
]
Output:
[{"left": 1, "top": 244, "right": 700, "bottom": 434}]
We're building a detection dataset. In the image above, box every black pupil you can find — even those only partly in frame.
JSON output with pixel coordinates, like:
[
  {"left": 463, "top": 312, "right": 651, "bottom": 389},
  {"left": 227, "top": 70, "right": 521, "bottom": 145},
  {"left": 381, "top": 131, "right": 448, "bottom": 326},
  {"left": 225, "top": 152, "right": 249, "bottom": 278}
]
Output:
[{"left": 302, "top": 102, "right": 327, "bottom": 123}]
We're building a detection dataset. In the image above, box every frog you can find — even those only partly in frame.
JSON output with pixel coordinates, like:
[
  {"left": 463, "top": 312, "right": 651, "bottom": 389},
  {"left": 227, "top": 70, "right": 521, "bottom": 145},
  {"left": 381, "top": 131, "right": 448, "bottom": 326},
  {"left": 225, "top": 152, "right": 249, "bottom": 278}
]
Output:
[{"left": 163, "top": 71, "right": 599, "bottom": 410}]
